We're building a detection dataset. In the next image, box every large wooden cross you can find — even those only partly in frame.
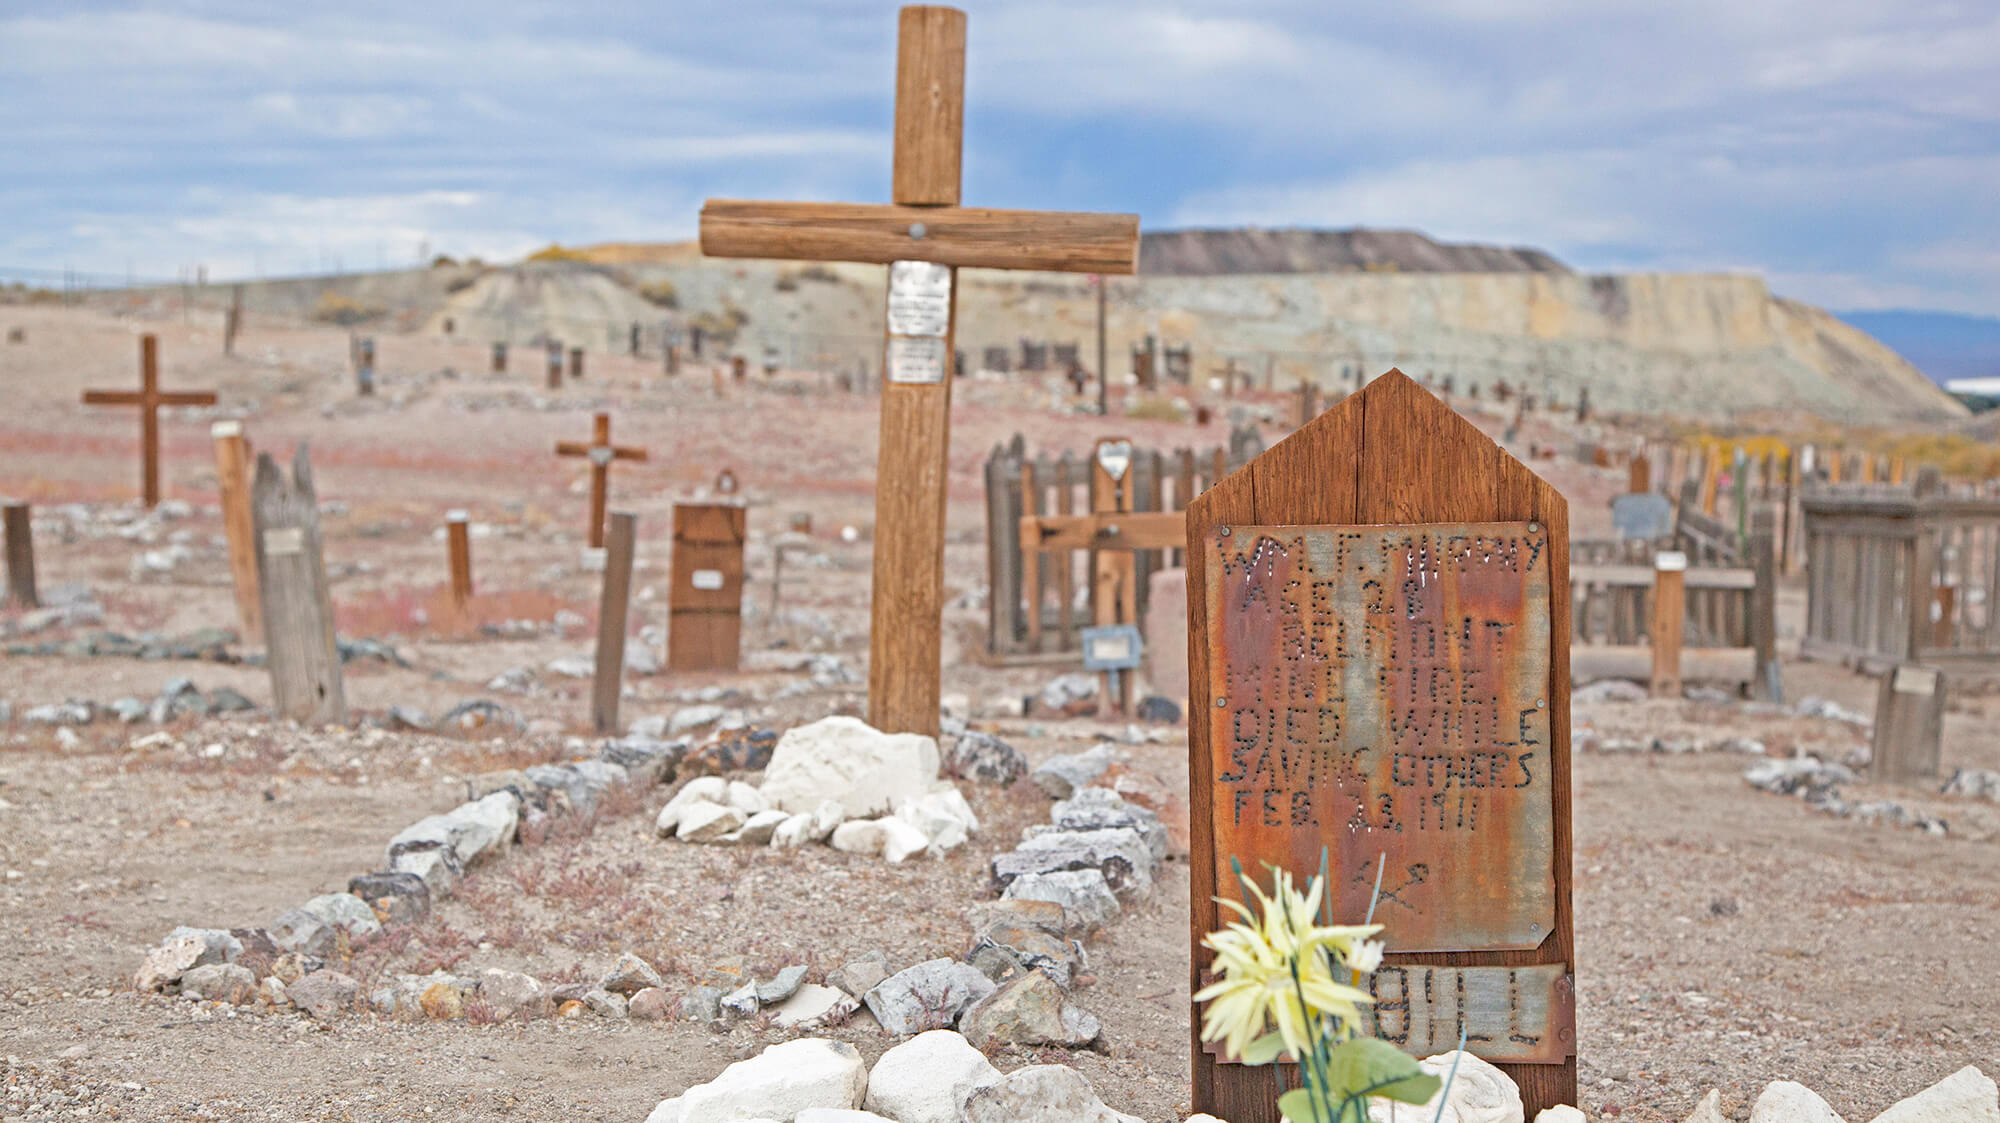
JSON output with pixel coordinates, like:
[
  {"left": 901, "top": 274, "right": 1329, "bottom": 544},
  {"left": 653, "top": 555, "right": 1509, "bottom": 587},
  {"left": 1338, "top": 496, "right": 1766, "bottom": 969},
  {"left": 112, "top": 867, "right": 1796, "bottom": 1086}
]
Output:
[
  {"left": 698, "top": 5, "right": 1141, "bottom": 736},
  {"left": 81, "top": 334, "right": 218, "bottom": 508},
  {"left": 555, "top": 412, "right": 648, "bottom": 548}
]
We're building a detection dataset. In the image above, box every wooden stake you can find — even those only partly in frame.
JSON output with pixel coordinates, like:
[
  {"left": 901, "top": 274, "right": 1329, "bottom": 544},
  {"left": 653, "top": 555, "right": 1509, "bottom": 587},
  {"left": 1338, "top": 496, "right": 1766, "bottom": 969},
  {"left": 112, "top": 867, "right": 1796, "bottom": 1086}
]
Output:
[
  {"left": 591, "top": 511, "right": 637, "bottom": 734},
  {"left": 1650, "top": 552, "right": 1686, "bottom": 698},
  {"left": 1090, "top": 438, "right": 1135, "bottom": 716},
  {"left": 569, "top": 346, "right": 584, "bottom": 380},
  {"left": 492, "top": 342, "right": 507, "bottom": 373},
  {"left": 210, "top": 421, "right": 261, "bottom": 641},
  {"left": 355, "top": 337, "right": 375, "bottom": 396},
  {"left": 1749, "top": 509, "right": 1779, "bottom": 701},
  {"left": 446, "top": 510, "right": 473, "bottom": 610},
  {"left": 81, "top": 334, "right": 217, "bottom": 508},
  {"left": 3, "top": 501, "right": 36, "bottom": 609},
  {"left": 224, "top": 284, "right": 243, "bottom": 356},
  {"left": 1872, "top": 665, "right": 1945, "bottom": 784},
  {"left": 252, "top": 446, "right": 344, "bottom": 725},
  {"left": 1628, "top": 454, "right": 1651, "bottom": 495},
  {"left": 546, "top": 342, "right": 563, "bottom": 389}
]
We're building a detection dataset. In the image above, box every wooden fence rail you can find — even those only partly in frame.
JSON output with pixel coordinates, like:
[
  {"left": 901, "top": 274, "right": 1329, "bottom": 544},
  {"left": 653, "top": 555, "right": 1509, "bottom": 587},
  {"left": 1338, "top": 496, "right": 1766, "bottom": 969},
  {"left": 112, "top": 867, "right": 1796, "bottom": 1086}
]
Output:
[{"left": 984, "top": 426, "right": 1262, "bottom": 658}]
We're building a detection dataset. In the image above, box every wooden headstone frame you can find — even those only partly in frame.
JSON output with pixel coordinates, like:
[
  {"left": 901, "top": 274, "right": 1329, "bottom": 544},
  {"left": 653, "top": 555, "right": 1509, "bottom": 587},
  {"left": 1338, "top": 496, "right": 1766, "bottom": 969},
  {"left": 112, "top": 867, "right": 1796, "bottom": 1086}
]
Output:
[
  {"left": 669, "top": 503, "right": 747, "bottom": 672},
  {"left": 1186, "top": 370, "right": 1576, "bottom": 1120},
  {"left": 1872, "top": 664, "right": 1945, "bottom": 785}
]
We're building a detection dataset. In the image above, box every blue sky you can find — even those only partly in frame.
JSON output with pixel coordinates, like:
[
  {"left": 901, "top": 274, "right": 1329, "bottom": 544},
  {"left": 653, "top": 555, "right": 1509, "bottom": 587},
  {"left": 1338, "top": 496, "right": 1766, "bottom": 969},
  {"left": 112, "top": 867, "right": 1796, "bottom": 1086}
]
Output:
[{"left": 3, "top": 1, "right": 1996, "bottom": 315}]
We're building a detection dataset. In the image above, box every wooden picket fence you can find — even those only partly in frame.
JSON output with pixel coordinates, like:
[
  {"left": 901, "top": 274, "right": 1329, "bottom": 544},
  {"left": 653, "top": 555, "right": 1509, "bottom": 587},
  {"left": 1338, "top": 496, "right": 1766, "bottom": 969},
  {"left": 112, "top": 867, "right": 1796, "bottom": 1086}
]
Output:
[
  {"left": 983, "top": 427, "right": 1263, "bottom": 658},
  {"left": 1802, "top": 470, "right": 2000, "bottom": 674}
]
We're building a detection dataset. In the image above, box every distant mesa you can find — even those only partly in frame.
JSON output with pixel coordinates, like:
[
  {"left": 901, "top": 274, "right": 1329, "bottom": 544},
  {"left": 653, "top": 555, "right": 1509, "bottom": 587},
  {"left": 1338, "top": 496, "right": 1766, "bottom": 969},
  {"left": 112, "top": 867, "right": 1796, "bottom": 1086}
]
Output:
[{"left": 1134, "top": 227, "right": 1568, "bottom": 277}]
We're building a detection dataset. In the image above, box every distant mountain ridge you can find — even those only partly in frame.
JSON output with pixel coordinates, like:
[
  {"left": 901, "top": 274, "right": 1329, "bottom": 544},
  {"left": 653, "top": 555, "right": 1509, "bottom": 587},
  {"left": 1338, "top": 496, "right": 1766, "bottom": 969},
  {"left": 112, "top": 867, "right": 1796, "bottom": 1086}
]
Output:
[{"left": 1137, "top": 227, "right": 1568, "bottom": 276}]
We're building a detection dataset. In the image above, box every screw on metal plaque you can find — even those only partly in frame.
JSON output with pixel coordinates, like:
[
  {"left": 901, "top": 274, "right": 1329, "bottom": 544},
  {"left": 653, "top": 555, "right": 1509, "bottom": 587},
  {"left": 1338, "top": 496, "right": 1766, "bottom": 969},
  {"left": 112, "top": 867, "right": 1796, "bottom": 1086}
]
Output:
[
  {"left": 908, "top": 222, "right": 927, "bottom": 239},
  {"left": 1219, "top": 526, "right": 1232, "bottom": 537},
  {"left": 1528, "top": 521, "right": 1542, "bottom": 534},
  {"left": 1215, "top": 697, "right": 1227, "bottom": 708}
]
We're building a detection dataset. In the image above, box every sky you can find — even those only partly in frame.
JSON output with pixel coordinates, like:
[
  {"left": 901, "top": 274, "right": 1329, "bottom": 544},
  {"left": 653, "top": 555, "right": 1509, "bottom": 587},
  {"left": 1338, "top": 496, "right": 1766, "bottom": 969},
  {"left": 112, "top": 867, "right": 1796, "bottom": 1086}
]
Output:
[{"left": 2, "top": 0, "right": 1996, "bottom": 316}]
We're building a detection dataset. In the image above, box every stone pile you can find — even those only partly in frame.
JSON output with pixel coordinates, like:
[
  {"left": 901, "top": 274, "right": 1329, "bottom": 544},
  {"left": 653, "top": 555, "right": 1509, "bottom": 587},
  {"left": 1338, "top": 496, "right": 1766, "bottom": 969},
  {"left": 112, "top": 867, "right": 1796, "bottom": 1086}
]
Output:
[
  {"left": 654, "top": 716, "right": 978, "bottom": 862},
  {"left": 11, "top": 677, "right": 257, "bottom": 729},
  {"left": 1744, "top": 758, "right": 1949, "bottom": 835},
  {"left": 643, "top": 1031, "right": 1142, "bottom": 1123},
  {"left": 131, "top": 736, "right": 681, "bottom": 1017}
]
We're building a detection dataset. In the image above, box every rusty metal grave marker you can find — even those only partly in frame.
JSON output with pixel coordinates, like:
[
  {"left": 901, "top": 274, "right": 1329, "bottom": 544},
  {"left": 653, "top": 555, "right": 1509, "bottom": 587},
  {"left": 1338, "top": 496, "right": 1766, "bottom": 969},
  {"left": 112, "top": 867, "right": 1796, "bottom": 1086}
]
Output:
[{"left": 1187, "top": 369, "right": 1575, "bottom": 1121}]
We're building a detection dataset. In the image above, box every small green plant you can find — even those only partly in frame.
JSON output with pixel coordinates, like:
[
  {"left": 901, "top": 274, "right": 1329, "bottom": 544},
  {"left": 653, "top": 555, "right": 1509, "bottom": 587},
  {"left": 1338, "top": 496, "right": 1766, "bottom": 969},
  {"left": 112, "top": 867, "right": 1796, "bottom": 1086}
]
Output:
[{"left": 1195, "top": 860, "right": 1444, "bottom": 1123}]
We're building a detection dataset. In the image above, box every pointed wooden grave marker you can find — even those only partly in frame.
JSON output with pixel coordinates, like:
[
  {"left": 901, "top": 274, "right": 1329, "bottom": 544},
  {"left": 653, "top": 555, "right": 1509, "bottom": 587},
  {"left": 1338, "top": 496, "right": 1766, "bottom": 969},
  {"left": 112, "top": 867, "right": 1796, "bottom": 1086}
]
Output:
[
  {"left": 698, "top": 4, "right": 1140, "bottom": 736},
  {"left": 555, "top": 412, "right": 648, "bottom": 548},
  {"left": 81, "top": 334, "right": 218, "bottom": 507},
  {"left": 1186, "top": 369, "right": 1576, "bottom": 1120}
]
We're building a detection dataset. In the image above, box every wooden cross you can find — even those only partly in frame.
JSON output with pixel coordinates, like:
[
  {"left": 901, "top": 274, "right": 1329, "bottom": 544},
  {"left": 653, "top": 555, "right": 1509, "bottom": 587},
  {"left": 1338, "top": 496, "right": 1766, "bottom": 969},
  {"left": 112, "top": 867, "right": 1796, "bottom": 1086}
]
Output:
[
  {"left": 555, "top": 412, "right": 648, "bottom": 548},
  {"left": 81, "top": 334, "right": 218, "bottom": 508},
  {"left": 698, "top": 5, "right": 1140, "bottom": 736}
]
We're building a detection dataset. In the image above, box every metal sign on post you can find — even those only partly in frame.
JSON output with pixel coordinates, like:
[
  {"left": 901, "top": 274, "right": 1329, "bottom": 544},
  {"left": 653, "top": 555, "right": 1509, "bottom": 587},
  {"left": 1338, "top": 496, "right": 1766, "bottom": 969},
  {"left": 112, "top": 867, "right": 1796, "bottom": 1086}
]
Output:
[{"left": 1079, "top": 623, "right": 1143, "bottom": 671}]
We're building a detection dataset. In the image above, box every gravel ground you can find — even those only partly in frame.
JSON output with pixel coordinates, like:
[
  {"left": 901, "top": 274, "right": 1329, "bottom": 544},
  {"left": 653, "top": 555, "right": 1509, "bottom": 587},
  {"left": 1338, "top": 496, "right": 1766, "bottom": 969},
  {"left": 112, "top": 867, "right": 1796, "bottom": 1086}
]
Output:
[{"left": 2, "top": 307, "right": 1996, "bottom": 1122}]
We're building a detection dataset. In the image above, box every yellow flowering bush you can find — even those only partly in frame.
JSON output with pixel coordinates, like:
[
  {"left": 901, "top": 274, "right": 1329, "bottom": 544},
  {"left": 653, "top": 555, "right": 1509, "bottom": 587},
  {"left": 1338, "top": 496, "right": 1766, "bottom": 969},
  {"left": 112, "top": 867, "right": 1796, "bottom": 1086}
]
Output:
[{"left": 1194, "top": 861, "right": 1443, "bottom": 1123}]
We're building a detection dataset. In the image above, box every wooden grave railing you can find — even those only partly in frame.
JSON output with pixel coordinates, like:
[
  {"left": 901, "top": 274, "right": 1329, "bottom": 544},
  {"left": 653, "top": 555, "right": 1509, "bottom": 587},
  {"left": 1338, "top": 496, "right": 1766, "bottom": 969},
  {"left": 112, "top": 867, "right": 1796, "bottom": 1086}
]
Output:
[
  {"left": 1569, "top": 508, "right": 1779, "bottom": 696},
  {"left": 1802, "top": 470, "right": 2000, "bottom": 674},
  {"left": 983, "top": 427, "right": 1262, "bottom": 658}
]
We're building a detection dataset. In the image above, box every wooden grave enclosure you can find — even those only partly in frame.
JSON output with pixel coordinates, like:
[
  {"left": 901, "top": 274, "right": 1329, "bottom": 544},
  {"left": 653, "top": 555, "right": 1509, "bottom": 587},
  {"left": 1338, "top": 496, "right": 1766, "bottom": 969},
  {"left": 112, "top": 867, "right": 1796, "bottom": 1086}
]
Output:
[
  {"left": 698, "top": 4, "right": 1141, "bottom": 737},
  {"left": 1569, "top": 507, "right": 1779, "bottom": 697},
  {"left": 80, "top": 334, "right": 218, "bottom": 508},
  {"left": 1186, "top": 370, "right": 1576, "bottom": 1119},
  {"left": 986, "top": 427, "right": 1264, "bottom": 660},
  {"left": 251, "top": 446, "right": 346, "bottom": 726},
  {"left": 669, "top": 503, "right": 748, "bottom": 673},
  {"left": 1801, "top": 470, "right": 2000, "bottom": 676}
]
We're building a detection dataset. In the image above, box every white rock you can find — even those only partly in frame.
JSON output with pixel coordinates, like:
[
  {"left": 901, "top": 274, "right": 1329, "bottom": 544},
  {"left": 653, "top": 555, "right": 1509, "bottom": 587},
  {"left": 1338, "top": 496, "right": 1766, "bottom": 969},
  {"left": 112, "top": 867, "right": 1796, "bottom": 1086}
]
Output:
[
  {"left": 675, "top": 1038, "right": 868, "bottom": 1122},
  {"left": 810, "top": 799, "right": 847, "bottom": 839},
  {"left": 726, "top": 779, "right": 769, "bottom": 814},
  {"left": 300, "top": 892, "right": 383, "bottom": 943},
  {"left": 669, "top": 704, "right": 726, "bottom": 734},
  {"left": 545, "top": 655, "right": 593, "bottom": 679},
  {"left": 1534, "top": 1109, "right": 1587, "bottom": 1123},
  {"left": 734, "top": 808, "right": 790, "bottom": 845},
  {"left": 1870, "top": 1066, "right": 2000, "bottom": 1123},
  {"left": 771, "top": 983, "right": 859, "bottom": 1030},
  {"left": 958, "top": 1064, "right": 1143, "bottom": 1123},
  {"left": 1750, "top": 1083, "right": 1846, "bottom": 1123},
  {"left": 643, "top": 1096, "right": 680, "bottom": 1123},
  {"left": 1682, "top": 1090, "right": 1727, "bottom": 1123},
  {"left": 771, "top": 813, "right": 818, "bottom": 849},
  {"left": 759, "top": 716, "right": 940, "bottom": 816},
  {"left": 134, "top": 935, "right": 206, "bottom": 991},
  {"left": 797, "top": 1111, "right": 894, "bottom": 1123},
  {"left": 862, "top": 1029, "right": 1001, "bottom": 1123},
  {"left": 655, "top": 776, "right": 730, "bottom": 836},
  {"left": 1187, "top": 1116, "right": 1230, "bottom": 1123},
  {"left": 677, "top": 802, "right": 747, "bottom": 842},
  {"left": 1001, "top": 869, "right": 1121, "bottom": 932},
  {"left": 387, "top": 790, "right": 520, "bottom": 869},
  {"left": 1370, "top": 1051, "right": 1523, "bottom": 1123},
  {"left": 830, "top": 819, "right": 887, "bottom": 856},
  {"left": 893, "top": 788, "right": 978, "bottom": 852},
  {"left": 880, "top": 816, "right": 933, "bottom": 863}
]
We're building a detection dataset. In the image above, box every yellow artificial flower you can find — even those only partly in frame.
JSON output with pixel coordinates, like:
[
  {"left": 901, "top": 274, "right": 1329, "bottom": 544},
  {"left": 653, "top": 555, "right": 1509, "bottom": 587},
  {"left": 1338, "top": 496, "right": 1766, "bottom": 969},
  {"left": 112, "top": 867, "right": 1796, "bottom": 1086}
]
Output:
[{"left": 1194, "top": 867, "right": 1381, "bottom": 1062}]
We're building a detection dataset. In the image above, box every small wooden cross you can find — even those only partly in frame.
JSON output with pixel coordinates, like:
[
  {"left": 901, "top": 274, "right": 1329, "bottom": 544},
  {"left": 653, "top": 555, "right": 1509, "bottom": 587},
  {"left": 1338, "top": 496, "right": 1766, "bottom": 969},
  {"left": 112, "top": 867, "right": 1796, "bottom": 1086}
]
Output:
[
  {"left": 555, "top": 412, "right": 648, "bottom": 548},
  {"left": 81, "top": 334, "right": 218, "bottom": 508},
  {"left": 699, "top": 5, "right": 1141, "bottom": 736}
]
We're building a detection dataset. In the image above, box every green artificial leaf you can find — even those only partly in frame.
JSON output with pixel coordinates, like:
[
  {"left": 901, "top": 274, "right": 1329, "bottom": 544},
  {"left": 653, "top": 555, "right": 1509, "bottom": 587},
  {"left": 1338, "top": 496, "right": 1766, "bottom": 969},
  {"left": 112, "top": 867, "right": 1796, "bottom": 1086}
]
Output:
[
  {"left": 1237, "top": 1031, "right": 1291, "bottom": 1066},
  {"left": 1277, "top": 1087, "right": 1336, "bottom": 1123},
  {"left": 1325, "top": 1037, "right": 1442, "bottom": 1105}
]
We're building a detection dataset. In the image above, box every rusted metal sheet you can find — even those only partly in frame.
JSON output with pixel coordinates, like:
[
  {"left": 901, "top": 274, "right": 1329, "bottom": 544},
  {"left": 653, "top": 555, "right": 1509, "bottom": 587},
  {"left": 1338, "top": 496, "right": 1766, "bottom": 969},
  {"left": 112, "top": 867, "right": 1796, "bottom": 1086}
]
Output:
[
  {"left": 1203, "top": 523, "right": 1555, "bottom": 953},
  {"left": 1204, "top": 963, "right": 1574, "bottom": 1066}
]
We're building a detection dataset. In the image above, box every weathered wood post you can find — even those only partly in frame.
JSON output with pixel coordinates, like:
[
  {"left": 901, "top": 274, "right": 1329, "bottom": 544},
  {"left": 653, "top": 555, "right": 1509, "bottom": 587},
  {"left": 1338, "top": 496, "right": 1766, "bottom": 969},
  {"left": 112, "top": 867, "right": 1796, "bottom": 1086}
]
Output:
[
  {"left": 446, "top": 509, "right": 473, "bottom": 611},
  {"left": 1296, "top": 379, "right": 1318, "bottom": 429},
  {"left": 224, "top": 284, "right": 243, "bottom": 356},
  {"left": 252, "top": 447, "right": 345, "bottom": 724},
  {"left": 1628, "top": 453, "right": 1651, "bottom": 495},
  {"left": 592, "top": 511, "right": 638, "bottom": 734},
  {"left": 492, "top": 341, "right": 507, "bottom": 373},
  {"left": 1187, "top": 370, "right": 1575, "bottom": 1119},
  {"left": 355, "top": 337, "right": 375, "bottom": 396},
  {"left": 1872, "top": 665, "right": 1945, "bottom": 784},
  {"left": 569, "top": 346, "right": 585, "bottom": 380},
  {"left": 3, "top": 501, "right": 36, "bottom": 609},
  {"left": 1089, "top": 437, "right": 1136, "bottom": 715},
  {"left": 668, "top": 503, "right": 747, "bottom": 672},
  {"left": 629, "top": 321, "right": 641, "bottom": 357},
  {"left": 1650, "top": 550, "right": 1686, "bottom": 698},
  {"left": 546, "top": 341, "right": 563, "bottom": 389},
  {"left": 211, "top": 421, "right": 261, "bottom": 641},
  {"left": 1749, "top": 509, "right": 1779, "bottom": 701}
]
